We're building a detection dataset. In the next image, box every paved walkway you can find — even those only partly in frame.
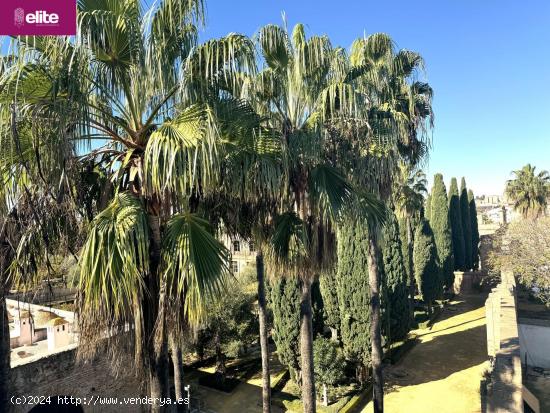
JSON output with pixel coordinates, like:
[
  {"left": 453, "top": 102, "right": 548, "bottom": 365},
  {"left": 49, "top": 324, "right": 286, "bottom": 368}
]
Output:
[{"left": 362, "top": 293, "right": 488, "bottom": 413}]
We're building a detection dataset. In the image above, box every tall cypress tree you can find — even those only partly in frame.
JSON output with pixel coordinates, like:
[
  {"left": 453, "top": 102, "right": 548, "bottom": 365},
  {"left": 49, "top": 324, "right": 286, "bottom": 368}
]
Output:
[
  {"left": 425, "top": 193, "right": 432, "bottom": 222},
  {"left": 311, "top": 280, "right": 325, "bottom": 336},
  {"left": 468, "top": 189, "right": 480, "bottom": 270},
  {"left": 319, "top": 271, "right": 340, "bottom": 341},
  {"left": 336, "top": 218, "right": 371, "bottom": 384},
  {"left": 430, "top": 174, "right": 455, "bottom": 290},
  {"left": 381, "top": 210, "right": 411, "bottom": 343},
  {"left": 268, "top": 276, "right": 301, "bottom": 383},
  {"left": 413, "top": 219, "right": 443, "bottom": 314},
  {"left": 449, "top": 178, "right": 465, "bottom": 270},
  {"left": 398, "top": 218, "right": 412, "bottom": 288},
  {"left": 460, "top": 178, "right": 473, "bottom": 270}
]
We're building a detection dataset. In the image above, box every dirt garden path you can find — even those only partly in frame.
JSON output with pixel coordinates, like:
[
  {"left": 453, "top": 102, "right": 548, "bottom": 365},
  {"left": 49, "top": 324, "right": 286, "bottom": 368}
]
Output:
[
  {"left": 362, "top": 293, "right": 488, "bottom": 413},
  {"left": 186, "top": 350, "right": 286, "bottom": 413}
]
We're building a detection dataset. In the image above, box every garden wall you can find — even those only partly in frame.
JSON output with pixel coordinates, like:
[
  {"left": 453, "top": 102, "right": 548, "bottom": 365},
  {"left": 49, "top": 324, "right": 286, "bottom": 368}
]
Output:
[
  {"left": 9, "top": 346, "right": 143, "bottom": 413},
  {"left": 484, "top": 270, "right": 542, "bottom": 413},
  {"left": 518, "top": 318, "right": 550, "bottom": 369},
  {"left": 484, "top": 270, "right": 523, "bottom": 413},
  {"left": 453, "top": 271, "right": 484, "bottom": 295}
]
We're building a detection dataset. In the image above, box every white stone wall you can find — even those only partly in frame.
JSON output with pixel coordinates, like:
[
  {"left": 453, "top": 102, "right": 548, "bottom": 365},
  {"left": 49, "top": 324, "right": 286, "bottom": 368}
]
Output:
[{"left": 519, "top": 320, "right": 550, "bottom": 368}]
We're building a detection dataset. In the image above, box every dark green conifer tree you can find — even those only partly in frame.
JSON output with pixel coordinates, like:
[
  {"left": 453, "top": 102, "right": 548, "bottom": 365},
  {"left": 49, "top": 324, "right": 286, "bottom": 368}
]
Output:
[
  {"left": 336, "top": 218, "right": 371, "bottom": 384},
  {"left": 460, "top": 178, "right": 473, "bottom": 270},
  {"left": 413, "top": 219, "right": 443, "bottom": 314},
  {"left": 311, "top": 279, "right": 325, "bottom": 336},
  {"left": 398, "top": 218, "right": 411, "bottom": 286},
  {"left": 381, "top": 210, "right": 411, "bottom": 343},
  {"left": 468, "top": 189, "right": 480, "bottom": 270},
  {"left": 268, "top": 276, "right": 301, "bottom": 383},
  {"left": 449, "top": 178, "right": 465, "bottom": 270},
  {"left": 319, "top": 271, "right": 340, "bottom": 341},
  {"left": 425, "top": 193, "right": 432, "bottom": 221},
  {"left": 430, "top": 174, "right": 455, "bottom": 290}
]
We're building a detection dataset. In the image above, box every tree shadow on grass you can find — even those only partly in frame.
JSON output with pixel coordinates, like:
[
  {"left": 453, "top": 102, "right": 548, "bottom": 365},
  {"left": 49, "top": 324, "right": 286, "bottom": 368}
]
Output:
[
  {"left": 384, "top": 323, "right": 487, "bottom": 392},
  {"left": 430, "top": 293, "right": 487, "bottom": 325},
  {"left": 416, "top": 316, "right": 486, "bottom": 338}
]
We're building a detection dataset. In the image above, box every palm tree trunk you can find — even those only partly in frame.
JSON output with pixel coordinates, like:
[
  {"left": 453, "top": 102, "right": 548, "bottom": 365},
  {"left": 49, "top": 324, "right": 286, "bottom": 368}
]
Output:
[
  {"left": 147, "top": 214, "right": 170, "bottom": 413},
  {"left": 169, "top": 332, "right": 184, "bottom": 402},
  {"left": 367, "top": 236, "right": 384, "bottom": 413},
  {"left": 299, "top": 278, "right": 316, "bottom": 413},
  {"left": 149, "top": 350, "right": 169, "bottom": 413},
  {"left": 0, "top": 285, "right": 10, "bottom": 412},
  {"left": 256, "top": 250, "right": 271, "bottom": 413}
]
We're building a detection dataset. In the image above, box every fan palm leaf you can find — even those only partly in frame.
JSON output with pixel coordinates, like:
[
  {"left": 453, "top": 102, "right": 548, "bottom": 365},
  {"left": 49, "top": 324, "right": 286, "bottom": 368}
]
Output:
[
  {"left": 162, "top": 212, "right": 229, "bottom": 323},
  {"left": 78, "top": 192, "right": 149, "bottom": 320}
]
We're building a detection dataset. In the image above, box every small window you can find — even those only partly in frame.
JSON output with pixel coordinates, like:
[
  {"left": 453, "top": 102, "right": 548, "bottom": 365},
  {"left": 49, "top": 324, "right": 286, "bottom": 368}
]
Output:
[
  {"left": 231, "top": 261, "right": 239, "bottom": 273},
  {"left": 23, "top": 321, "right": 25, "bottom": 325},
  {"left": 233, "top": 241, "right": 240, "bottom": 252},
  {"left": 57, "top": 327, "right": 60, "bottom": 332},
  {"left": 249, "top": 242, "right": 255, "bottom": 252},
  {"left": 62, "top": 325, "right": 65, "bottom": 331}
]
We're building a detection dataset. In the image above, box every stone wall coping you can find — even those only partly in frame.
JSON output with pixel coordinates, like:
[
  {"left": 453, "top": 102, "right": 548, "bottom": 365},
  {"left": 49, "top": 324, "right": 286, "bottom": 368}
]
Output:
[
  {"left": 11, "top": 343, "right": 78, "bottom": 368},
  {"left": 6, "top": 298, "right": 75, "bottom": 322}
]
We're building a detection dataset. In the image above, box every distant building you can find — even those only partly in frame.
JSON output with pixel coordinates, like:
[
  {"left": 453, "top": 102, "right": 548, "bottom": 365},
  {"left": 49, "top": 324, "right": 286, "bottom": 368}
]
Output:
[
  {"left": 10, "top": 310, "right": 34, "bottom": 348},
  {"left": 47, "top": 317, "right": 71, "bottom": 351},
  {"left": 7, "top": 299, "right": 77, "bottom": 356},
  {"left": 476, "top": 193, "right": 520, "bottom": 226},
  {"left": 220, "top": 234, "right": 256, "bottom": 274},
  {"left": 476, "top": 194, "right": 503, "bottom": 207}
]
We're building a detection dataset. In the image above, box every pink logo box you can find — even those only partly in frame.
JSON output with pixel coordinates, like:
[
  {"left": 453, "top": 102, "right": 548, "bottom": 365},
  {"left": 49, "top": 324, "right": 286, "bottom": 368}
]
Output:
[{"left": 1, "top": 0, "right": 77, "bottom": 36}]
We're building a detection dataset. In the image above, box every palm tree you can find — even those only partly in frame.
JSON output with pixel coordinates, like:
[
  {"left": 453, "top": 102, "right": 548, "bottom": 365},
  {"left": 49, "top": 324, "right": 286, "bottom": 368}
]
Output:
[
  {"left": 253, "top": 23, "right": 385, "bottom": 413},
  {"left": 394, "top": 164, "right": 428, "bottom": 303},
  {"left": 202, "top": 93, "right": 284, "bottom": 412},
  {"left": 0, "top": 61, "right": 86, "bottom": 407},
  {"left": 340, "top": 34, "right": 433, "bottom": 413},
  {"left": 253, "top": 23, "right": 346, "bottom": 412},
  {"left": 254, "top": 28, "right": 431, "bottom": 413},
  {"left": 1, "top": 0, "right": 258, "bottom": 409},
  {"left": 505, "top": 164, "right": 550, "bottom": 219}
]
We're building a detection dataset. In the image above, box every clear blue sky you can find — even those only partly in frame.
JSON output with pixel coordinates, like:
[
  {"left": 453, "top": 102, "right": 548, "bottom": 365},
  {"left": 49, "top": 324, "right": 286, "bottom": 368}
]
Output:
[{"left": 201, "top": 0, "right": 550, "bottom": 196}]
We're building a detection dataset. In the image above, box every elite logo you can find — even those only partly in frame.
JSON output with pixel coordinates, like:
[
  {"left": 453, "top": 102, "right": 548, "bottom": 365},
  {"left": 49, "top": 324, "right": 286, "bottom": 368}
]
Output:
[{"left": 1, "top": 1, "right": 76, "bottom": 36}]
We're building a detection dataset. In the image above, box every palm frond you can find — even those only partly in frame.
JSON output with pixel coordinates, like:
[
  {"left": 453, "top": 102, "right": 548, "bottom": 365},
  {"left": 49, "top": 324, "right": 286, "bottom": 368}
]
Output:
[
  {"left": 162, "top": 212, "right": 229, "bottom": 323},
  {"left": 350, "top": 33, "right": 394, "bottom": 67},
  {"left": 143, "top": 104, "right": 219, "bottom": 198},
  {"left": 78, "top": 192, "right": 149, "bottom": 320},
  {"left": 392, "top": 50, "right": 424, "bottom": 78},
  {"left": 182, "top": 33, "right": 255, "bottom": 100},
  {"left": 309, "top": 164, "right": 353, "bottom": 221},
  {"left": 258, "top": 24, "right": 290, "bottom": 71},
  {"left": 268, "top": 211, "right": 309, "bottom": 273}
]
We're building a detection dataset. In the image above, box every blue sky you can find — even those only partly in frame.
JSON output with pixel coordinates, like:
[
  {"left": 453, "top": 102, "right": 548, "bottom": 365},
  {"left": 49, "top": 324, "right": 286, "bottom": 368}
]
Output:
[
  {"left": 2, "top": 1, "right": 548, "bottom": 195},
  {"left": 201, "top": 0, "right": 550, "bottom": 196}
]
